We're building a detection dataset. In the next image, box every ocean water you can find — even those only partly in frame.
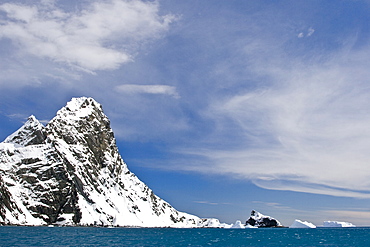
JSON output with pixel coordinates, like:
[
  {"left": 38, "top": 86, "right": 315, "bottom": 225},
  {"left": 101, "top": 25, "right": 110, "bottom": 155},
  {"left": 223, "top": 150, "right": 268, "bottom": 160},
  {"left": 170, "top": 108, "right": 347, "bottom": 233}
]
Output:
[{"left": 1, "top": 226, "right": 369, "bottom": 246}]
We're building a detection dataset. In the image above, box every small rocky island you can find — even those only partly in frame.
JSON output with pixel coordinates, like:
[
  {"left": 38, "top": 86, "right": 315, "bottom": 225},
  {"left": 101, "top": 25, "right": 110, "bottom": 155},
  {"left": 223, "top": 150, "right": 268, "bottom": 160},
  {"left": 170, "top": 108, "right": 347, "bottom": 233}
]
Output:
[{"left": 245, "top": 210, "right": 283, "bottom": 228}]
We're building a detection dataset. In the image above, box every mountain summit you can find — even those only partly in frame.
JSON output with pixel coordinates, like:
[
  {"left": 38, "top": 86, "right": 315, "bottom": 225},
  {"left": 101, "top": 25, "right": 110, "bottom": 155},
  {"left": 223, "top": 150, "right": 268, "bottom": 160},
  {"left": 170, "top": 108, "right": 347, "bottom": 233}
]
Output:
[{"left": 0, "top": 97, "right": 206, "bottom": 227}]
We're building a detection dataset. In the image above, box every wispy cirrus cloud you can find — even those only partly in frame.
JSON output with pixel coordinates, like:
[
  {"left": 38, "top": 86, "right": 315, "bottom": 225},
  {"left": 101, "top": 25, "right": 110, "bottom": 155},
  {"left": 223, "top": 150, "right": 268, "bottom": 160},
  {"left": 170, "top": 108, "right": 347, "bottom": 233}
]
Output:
[
  {"left": 163, "top": 4, "right": 370, "bottom": 199},
  {"left": 116, "top": 84, "right": 180, "bottom": 98},
  {"left": 252, "top": 201, "right": 291, "bottom": 210},
  {"left": 0, "top": 0, "right": 175, "bottom": 73},
  {"left": 188, "top": 45, "right": 370, "bottom": 199},
  {"left": 194, "top": 201, "right": 231, "bottom": 206},
  {"left": 298, "top": 27, "right": 315, "bottom": 38}
]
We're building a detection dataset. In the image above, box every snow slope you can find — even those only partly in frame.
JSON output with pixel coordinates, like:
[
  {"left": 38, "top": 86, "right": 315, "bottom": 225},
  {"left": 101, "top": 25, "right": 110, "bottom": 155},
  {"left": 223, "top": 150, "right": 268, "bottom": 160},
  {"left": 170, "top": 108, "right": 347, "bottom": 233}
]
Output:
[{"left": 0, "top": 97, "right": 213, "bottom": 227}]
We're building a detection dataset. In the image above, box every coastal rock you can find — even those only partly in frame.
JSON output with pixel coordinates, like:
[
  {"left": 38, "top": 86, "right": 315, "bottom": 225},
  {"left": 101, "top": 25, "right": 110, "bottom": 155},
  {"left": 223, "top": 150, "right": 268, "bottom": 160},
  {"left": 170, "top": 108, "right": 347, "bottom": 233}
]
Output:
[
  {"left": 289, "top": 219, "right": 316, "bottom": 228},
  {"left": 245, "top": 210, "right": 282, "bottom": 228},
  {"left": 0, "top": 97, "right": 212, "bottom": 227}
]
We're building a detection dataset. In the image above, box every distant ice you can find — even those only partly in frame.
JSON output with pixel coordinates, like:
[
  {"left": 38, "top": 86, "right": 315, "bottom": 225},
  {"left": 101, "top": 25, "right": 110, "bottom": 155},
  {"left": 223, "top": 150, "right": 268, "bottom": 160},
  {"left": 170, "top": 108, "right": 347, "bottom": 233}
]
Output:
[
  {"left": 323, "top": 221, "right": 356, "bottom": 227},
  {"left": 201, "top": 218, "right": 232, "bottom": 228},
  {"left": 289, "top": 219, "right": 316, "bottom": 228},
  {"left": 230, "top": 220, "right": 245, "bottom": 229}
]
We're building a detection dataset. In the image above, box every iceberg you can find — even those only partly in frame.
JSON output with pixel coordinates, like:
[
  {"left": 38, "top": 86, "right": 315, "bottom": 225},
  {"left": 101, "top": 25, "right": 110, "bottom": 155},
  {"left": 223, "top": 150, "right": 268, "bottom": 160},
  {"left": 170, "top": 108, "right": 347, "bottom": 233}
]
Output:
[
  {"left": 232, "top": 220, "right": 258, "bottom": 229},
  {"left": 201, "top": 218, "right": 231, "bottom": 228},
  {"left": 230, "top": 220, "right": 245, "bottom": 229},
  {"left": 323, "top": 221, "right": 356, "bottom": 227},
  {"left": 289, "top": 219, "right": 316, "bottom": 228}
]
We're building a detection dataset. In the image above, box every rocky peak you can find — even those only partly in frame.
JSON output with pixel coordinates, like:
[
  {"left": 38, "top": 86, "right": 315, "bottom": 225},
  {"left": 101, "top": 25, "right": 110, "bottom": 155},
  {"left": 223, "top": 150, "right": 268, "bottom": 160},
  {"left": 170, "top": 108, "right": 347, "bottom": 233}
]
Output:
[
  {"left": 46, "top": 97, "right": 117, "bottom": 168},
  {"left": 54, "top": 97, "right": 105, "bottom": 120},
  {"left": 3, "top": 115, "right": 46, "bottom": 146}
]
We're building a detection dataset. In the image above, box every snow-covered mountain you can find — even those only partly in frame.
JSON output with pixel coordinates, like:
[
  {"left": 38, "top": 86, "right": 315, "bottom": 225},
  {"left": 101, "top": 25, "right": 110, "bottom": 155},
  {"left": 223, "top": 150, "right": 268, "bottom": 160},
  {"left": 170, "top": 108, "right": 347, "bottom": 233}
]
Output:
[{"left": 0, "top": 97, "right": 211, "bottom": 227}]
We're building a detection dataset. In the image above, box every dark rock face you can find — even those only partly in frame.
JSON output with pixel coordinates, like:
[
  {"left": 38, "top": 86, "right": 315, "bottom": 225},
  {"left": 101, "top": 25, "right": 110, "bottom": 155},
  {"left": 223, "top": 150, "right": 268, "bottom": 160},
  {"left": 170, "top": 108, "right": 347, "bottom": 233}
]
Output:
[
  {"left": 0, "top": 97, "right": 201, "bottom": 226},
  {"left": 0, "top": 119, "right": 88, "bottom": 225},
  {"left": 245, "top": 210, "right": 282, "bottom": 228},
  {"left": 246, "top": 217, "right": 256, "bottom": 226},
  {"left": 246, "top": 216, "right": 279, "bottom": 227},
  {"left": 0, "top": 176, "right": 22, "bottom": 224}
]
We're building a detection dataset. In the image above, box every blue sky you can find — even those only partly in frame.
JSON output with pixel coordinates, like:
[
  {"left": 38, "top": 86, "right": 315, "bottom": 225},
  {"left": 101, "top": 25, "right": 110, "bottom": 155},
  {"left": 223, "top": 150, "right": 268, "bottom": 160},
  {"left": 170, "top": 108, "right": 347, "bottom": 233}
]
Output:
[{"left": 1, "top": 0, "right": 370, "bottom": 226}]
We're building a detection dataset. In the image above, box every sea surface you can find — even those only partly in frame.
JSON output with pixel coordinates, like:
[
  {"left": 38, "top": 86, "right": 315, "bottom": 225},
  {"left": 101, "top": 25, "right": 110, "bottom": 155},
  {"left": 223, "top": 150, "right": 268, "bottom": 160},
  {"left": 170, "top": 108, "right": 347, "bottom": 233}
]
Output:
[{"left": 1, "top": 226, "right": 369, "bottom": 246}]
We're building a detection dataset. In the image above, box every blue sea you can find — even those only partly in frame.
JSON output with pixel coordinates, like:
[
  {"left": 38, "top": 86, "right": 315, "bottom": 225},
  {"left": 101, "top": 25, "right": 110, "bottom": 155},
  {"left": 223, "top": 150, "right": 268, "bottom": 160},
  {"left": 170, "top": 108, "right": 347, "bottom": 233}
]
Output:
[{"left": 1, "top": 226, "right": 370, "bottom": 246}]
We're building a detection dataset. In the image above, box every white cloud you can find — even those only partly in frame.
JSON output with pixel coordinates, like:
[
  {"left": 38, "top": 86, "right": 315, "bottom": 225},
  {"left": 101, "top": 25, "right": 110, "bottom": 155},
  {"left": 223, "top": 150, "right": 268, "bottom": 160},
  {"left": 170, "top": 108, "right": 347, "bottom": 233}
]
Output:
[
  {"left": 252, "top": 201, "right": 291, "bottom": 209},
  {"left": 6, "top": 113, "right": 29, "bottom": 120},
  {"left": 297, "top": 27, "right": 314, "bottom": 38},
  {"left": 307, "top": 27, "right": 315, "bottom": 36},
  {"left": 176, "top": 43, "right": 370, "bottom": 199},
  {"left": 116, "top": 84, "right": 180, "bottom": 98},
  {"left": 0, "top": 3, "right": 37, "bottom": 22},
  {"left": 194, "top": 201, "right": 231, "bottom": 205},
  {"left": 0, "top": 0, "right": 175, "bottom": 72}
]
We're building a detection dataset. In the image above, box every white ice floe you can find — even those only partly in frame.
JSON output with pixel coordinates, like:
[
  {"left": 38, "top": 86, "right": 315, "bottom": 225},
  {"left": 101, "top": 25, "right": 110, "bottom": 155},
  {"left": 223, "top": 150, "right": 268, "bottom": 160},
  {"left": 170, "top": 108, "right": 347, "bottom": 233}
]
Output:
[
  {"left": 201, "top": 218, "right": 232, "bottom": 228},
  {"left": 230, "top": 220, "right": 257, "bottom": 229},
  {"left": 289, "top": 219, "right": 316, "bottom": 228},
  {"left": 323, "top": 221, "right": 356, "bottom": 227}
]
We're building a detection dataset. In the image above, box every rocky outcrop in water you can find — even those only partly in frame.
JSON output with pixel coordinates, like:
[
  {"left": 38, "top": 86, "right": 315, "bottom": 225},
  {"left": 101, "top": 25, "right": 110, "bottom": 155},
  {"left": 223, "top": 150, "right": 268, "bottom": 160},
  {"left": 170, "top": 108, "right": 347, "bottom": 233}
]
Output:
[{"left": 245, "top": 210, "right": 282, "bottom": 228}]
